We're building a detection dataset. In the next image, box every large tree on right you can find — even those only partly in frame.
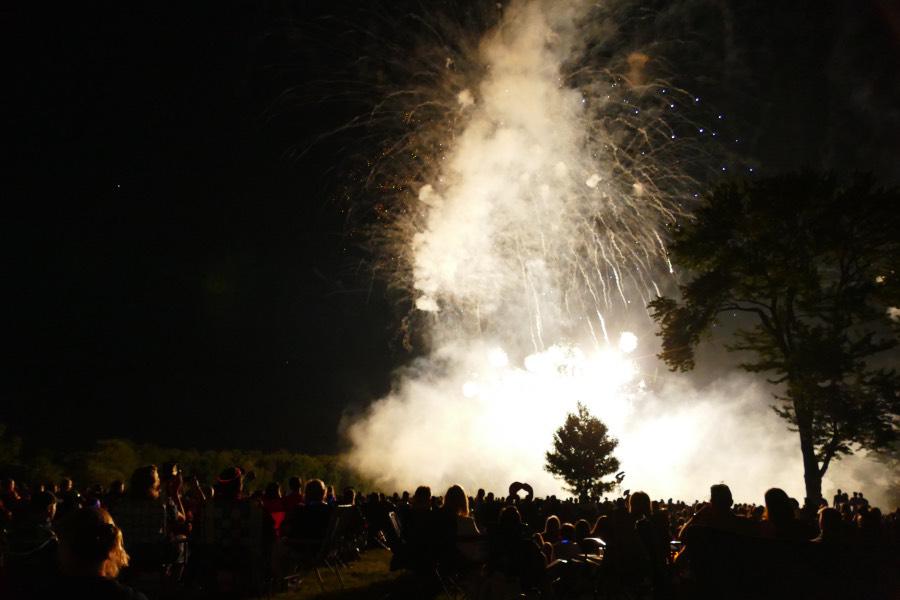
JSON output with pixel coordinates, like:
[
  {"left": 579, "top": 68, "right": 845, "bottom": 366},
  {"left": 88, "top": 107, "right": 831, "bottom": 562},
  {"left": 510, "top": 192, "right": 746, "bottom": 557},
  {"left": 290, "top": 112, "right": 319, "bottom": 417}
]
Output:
[{"left": 649, "top": 172, "right": 899, "bottom": 506}]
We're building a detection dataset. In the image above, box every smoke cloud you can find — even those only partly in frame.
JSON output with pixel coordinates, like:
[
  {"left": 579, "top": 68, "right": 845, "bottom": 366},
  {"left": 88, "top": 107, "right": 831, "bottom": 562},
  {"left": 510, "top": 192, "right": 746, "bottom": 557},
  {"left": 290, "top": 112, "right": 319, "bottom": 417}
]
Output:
[{"left": 344, "top": 0, "right": 897, "bottom": 510}]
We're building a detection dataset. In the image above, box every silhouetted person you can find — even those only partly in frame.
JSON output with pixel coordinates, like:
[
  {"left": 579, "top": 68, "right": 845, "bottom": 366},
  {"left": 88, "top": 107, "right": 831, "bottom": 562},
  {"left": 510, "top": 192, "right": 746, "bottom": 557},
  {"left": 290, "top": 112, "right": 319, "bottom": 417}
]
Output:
[
  {"left": 760, "top": 487, "right": 809, "bottom": 542},
  {"left": 393, "top": 485, "right": 434, "bottom": 572},
  {"left": 261, "top": 482, "right": 283, "bottom": 515},
  {"left": 281, "top": 478, "right": 332, "bottom": 541},
  {"left": 813, "top": 507, "right": 845, "bottom": 544},
  {"left": 199, "top": 465, "right": 274, "bottom": 590},
  {"left": 679, "top": 484, "right": 755, "bottom": 539},
  {"left": 105, "top": 481, "right": 126, "bottom": 511},
  {"left": 631, "top": 491, "right": 671, "bottom": 597},
  {"left": 542, "top": 515, "right": 562, "bottom": 544},
  {"left": 282, "top": 476, "right": 304, "bottom": 512},
  {"left": 48, "top": 507, "right": 147, "bottom": 599},
  {"left": 487, "top": 505, "right": 548, "bottom": 594},
  {"left": 832, "top": 489, "right": 843, "bottom": 508},
  {"left": 442, "top": 484, "right": 486, "bottom": 563},
  {"left": 56, "top": 478, "right": 82, "bottom": 520},
  {"left": 110, "top": 465, "right": 176, "bottom": 568},
  {"left": 552, "top": 521, "right": 580, "bottom": 559},
  {"left": 0, "top": 477, "right": 22, "bottom": 513},
  {"left": 2, "top": 491, "right": 59, "bottom": 598}
]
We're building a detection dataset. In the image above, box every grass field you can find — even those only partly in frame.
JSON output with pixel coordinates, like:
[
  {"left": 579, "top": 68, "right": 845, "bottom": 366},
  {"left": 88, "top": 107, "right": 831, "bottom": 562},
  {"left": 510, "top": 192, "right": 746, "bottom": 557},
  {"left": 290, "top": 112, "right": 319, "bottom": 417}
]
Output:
[{"left": 274, "top": 549, "right": 406, "bottom": 600}]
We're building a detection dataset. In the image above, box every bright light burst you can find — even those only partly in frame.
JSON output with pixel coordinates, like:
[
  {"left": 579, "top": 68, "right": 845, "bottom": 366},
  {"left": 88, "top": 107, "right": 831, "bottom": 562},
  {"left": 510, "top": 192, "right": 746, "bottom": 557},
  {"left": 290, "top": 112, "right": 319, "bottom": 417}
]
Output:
[
  {"left": 358, "top": 2, "right": 713, "bottom": 345},
  {"left": 348, "top": 339, "right": 645, "bottom": 494}
]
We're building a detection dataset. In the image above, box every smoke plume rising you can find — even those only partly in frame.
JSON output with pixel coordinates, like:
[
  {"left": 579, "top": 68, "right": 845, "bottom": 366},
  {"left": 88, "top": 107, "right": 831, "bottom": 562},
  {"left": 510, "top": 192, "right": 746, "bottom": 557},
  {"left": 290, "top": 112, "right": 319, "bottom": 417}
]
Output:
[{"left": 344, "top": 0, "right": 897, "bottom": 509}]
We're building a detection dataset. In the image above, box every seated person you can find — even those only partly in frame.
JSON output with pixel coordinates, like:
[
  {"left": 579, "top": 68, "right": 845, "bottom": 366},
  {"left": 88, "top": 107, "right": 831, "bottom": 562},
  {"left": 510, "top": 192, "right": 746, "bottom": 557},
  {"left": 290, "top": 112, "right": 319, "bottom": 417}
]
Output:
[
  {"left": 281, "top": 477, "right": 304, "bottom": 512},
  {"left": 261, "top": 482, "right": 284, "bottom": 514},
  {"left": 442, "top": 484, "right": 487, "bottom": 564},
  {"left": 487, "top": 506, "right": 548, "bottom": 593},
  {"left": 2, "top": 491, "right": 59, "bottom": 597},
  {"left": 49, "top": 507, "right": 148, "bottom": 599},
  {"left": 281, "top": 478, "right": 332, "bottom": 542},
  {"left": 0, "top": 478, "right": 22, "bottom": 514},
  {"left": 105, "top": 481, "right": 126, "bottom": 511},
  {"left": 759, "top": 487, "right": 811, "bottom": 542},
  {"left": 679, "top": 484, "right": 756, "bottom": 539},
  {"left": 542, "top": 515, "right": 562, "bottom": 544},
  {"left": 812, "top": 507, "right": 846, "bottom": 544},
  {"left": 630, "top": 491, "right": 670, "bottom": 594},
  {"left": 393, "top": 485, "right": 434, "bottom": 571},
  {"left": 475, "top": 491, "right": 501, "bottom": 532},
  {"left": 553, "top": 522, "right": 581, "bottom": 560},
  {"left": 398, "top": 485, "right": 431, "bottom": 533},
  {"left": 573, "top": 519, "right": 592, "bottom": 554}
]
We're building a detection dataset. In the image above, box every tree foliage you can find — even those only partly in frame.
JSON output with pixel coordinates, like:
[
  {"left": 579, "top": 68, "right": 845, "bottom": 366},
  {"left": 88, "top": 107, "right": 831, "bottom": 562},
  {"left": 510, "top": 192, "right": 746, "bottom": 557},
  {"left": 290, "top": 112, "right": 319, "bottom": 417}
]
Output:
[
  {"left": 0, "top": 427, "right": 372, "bottom": 493},
  {"left": 545, "top": 403, "right": 620, "bottom": 500},
  {"left": 0, "top": 424, "right": 22, "bottom": 470},
  {"left": 649, "top": 172, "right": 900, "bottom": 503}
]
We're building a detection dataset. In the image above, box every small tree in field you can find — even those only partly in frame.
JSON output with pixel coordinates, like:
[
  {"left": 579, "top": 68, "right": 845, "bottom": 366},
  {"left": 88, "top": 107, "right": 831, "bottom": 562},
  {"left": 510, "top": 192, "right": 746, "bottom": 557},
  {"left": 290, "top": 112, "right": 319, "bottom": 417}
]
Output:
[{"left": 545, "top": 403, "right": 620, "bottom": 500}]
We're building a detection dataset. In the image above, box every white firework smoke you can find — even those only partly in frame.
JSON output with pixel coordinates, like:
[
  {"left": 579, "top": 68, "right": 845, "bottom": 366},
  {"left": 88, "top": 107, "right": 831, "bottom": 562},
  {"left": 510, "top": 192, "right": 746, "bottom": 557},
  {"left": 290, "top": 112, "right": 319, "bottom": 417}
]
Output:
[{"left": 342, "top": 0, "right": 894, "bottom": 507}]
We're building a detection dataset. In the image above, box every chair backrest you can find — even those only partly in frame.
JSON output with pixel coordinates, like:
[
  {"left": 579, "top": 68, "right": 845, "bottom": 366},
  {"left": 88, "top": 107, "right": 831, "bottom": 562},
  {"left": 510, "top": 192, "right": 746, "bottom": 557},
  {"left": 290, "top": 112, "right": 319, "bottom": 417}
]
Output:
[
  {"left": 387, "top": 510, "right": 403, "bottom": 543},
  {"left": 316, "top": 505, "right": 358, "bottom": 559}
]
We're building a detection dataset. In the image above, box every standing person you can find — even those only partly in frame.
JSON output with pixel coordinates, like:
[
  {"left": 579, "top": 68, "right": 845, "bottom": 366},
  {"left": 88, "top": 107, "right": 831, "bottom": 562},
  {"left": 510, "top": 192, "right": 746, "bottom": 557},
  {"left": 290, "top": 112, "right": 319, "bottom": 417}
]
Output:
[
  {"left": 199, "top": 466, "right": 275, "bottom": 593},
  {"left": 110, "top": 466, "right": 182, "bottom": 569},
  {"left": 159, "top": 463, "right": 186, "bottom": 522},
  {"left": 832, "top": 489, "right": 843, "bottom": 508}
]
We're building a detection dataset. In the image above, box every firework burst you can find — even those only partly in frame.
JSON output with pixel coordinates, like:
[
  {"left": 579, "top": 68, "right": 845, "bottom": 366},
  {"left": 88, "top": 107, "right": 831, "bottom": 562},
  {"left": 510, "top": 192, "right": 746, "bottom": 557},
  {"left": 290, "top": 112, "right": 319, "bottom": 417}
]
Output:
[
  {"left": 351, "top": 1, "right": 719, "bottom": 356},
  {"left": 331, "top": 0, "right": 730, "bottom": 493}
]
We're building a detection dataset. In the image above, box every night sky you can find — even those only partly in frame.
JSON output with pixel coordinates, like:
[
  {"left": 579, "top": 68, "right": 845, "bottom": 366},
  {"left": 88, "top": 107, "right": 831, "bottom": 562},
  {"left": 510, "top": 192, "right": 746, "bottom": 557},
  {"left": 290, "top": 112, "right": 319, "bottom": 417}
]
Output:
[{"left": 4, "top": 1, "right": 898, "bottom": 455}]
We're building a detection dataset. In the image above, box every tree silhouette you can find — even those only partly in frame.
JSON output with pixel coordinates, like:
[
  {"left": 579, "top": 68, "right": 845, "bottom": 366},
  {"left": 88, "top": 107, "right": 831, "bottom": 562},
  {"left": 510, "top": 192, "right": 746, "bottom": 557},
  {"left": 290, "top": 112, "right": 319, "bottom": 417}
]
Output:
[
  {"left": 649, "top": 172, "right": 899, "bottom": 506},
  {"left": 545, "top": 403, "right": 620, "bottom": 500}
]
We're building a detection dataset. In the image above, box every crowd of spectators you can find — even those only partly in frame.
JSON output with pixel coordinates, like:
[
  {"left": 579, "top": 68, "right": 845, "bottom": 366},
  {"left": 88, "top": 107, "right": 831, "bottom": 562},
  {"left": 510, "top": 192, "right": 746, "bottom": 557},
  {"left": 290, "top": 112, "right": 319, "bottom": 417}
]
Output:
[{"left": 0, "top": 468, "right": 897, "bottom": 599}]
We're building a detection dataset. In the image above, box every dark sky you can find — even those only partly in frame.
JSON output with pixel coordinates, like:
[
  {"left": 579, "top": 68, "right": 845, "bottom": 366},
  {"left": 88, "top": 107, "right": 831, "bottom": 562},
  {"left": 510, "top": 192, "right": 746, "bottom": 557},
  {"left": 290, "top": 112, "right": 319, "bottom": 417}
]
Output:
[
  {"left": 4, "top": 2, "right": 400, "bottom": 454},
  {"left": 3, "top": 1, "right": 898, "bottom": 455}
]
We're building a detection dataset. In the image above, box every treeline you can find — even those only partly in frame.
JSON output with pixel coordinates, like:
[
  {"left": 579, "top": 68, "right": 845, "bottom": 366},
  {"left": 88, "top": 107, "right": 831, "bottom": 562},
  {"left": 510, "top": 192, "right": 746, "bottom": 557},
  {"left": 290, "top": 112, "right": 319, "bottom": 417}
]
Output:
[{"left": 0, "top": 424, "right": 372, "bottom": 493}]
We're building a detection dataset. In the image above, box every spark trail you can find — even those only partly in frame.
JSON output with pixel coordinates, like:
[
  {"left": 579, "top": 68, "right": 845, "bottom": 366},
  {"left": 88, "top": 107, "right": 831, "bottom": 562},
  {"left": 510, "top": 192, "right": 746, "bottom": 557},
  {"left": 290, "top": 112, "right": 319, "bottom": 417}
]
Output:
[{"left": 346, "top": 0, "right": 701, "bottom": 494}]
